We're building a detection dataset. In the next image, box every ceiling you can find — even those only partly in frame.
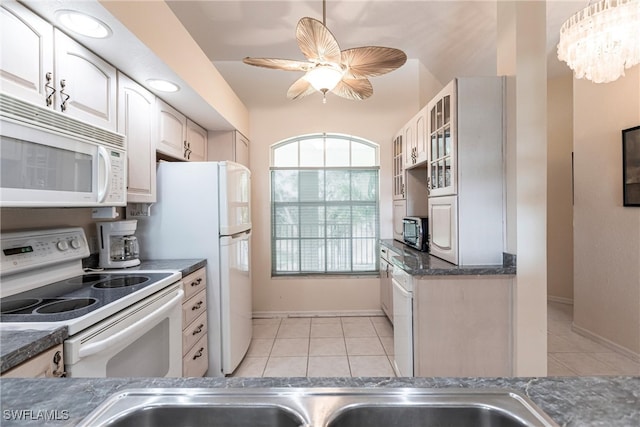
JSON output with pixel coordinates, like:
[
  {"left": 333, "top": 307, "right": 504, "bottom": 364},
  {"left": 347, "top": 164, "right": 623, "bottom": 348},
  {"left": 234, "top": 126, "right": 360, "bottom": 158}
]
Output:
[
  {"left": 165, "top": 0, "right": 586, "bottom": 109},
  {"left": 19, "top": 0, "right": 586, "bottom": 123}
]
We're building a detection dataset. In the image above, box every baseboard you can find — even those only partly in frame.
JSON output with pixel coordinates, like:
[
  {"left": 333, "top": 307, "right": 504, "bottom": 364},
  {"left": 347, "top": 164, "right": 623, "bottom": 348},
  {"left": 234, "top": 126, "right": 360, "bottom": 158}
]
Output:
[
  {"left": 571, "top": 323, "right": 640, "bottom": 363},
  {"left": 547, "top": 295, "right": 573, "bottom": 305},
  {"left": 253, "top": 309, "right": 385, "bottom": 319}
]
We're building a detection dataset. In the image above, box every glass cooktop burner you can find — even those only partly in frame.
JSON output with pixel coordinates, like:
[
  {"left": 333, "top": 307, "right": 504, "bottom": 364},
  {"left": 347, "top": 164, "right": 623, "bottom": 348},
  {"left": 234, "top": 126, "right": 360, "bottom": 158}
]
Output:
[
  {"left": 35, "top": 298, "right": 98, "bottom": 314},
  {"left": 93, "top": 276, "right": 149, "bottom": 289}
]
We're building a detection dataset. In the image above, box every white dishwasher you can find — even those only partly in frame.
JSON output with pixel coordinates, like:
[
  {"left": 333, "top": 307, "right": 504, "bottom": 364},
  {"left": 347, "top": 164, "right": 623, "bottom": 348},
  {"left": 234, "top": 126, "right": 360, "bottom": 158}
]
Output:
[{"left": 391, "top": 265, "right": 414, "bottom": 376}]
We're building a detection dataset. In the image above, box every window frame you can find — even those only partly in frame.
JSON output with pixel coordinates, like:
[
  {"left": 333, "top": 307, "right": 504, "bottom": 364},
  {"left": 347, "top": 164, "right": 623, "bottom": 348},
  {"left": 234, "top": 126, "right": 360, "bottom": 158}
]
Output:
[{"left": 270, "top": 133, "right": 380, "bottom": 277}]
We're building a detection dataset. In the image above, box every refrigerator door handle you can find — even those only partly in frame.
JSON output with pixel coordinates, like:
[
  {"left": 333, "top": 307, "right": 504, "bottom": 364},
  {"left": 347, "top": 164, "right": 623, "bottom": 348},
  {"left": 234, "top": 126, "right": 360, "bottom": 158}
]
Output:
[{"left": 220, "top": 229, "right": 251, "bottom": 245}]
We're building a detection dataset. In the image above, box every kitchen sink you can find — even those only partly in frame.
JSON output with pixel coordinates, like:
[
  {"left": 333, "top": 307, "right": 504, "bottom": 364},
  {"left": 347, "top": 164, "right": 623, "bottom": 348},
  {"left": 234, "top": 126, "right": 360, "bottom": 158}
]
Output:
[
  {"left": 92, "top": 405, "right": 305, "bottom": 427},
  {"left": 78, "top": 388, "right": 559, "bottom": 427}
]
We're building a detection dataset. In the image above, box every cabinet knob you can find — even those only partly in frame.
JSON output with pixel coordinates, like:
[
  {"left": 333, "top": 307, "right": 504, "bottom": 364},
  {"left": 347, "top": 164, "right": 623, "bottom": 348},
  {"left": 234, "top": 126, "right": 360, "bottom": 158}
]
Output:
[
  {"left": 190, "top": 278, "right": 203, "bottom": 287},
  {"left": 192, "top": 347, "right": 204, "bottom": 360},
  {"left": 192, "top": 323, "right": 204, "bottom": 335},
  {"left": 191, "top": 300, "right": 203, "bottom": 311}
]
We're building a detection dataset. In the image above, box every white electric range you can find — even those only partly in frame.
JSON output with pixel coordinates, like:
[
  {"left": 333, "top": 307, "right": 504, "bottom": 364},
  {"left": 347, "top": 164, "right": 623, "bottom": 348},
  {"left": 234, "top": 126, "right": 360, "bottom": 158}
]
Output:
[{"left": 0, "top": 227, "right": 184, "bottom": 377}]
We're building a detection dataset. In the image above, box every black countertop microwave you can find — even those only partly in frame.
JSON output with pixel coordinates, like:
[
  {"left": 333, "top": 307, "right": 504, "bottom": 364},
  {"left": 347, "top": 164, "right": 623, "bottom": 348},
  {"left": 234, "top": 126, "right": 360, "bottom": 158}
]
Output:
[{"left": 403, "top": 217, "right": 429, "bottom": 252}]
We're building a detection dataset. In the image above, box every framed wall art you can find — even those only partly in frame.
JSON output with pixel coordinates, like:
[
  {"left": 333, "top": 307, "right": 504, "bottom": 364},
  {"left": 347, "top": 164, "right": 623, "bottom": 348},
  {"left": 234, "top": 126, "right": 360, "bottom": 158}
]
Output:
[{"left": 622, "top": 125, "right": 640, "bottom": 206}]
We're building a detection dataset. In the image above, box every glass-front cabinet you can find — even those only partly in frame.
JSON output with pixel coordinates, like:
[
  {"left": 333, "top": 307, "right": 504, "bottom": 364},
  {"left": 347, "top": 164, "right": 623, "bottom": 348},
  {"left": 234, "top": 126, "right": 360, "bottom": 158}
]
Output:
[
  {"left": 428, "top": 81, "right": 456, "bottom": 197},
  {"left": 392, "top": 133, "right": 405, "bottom": 200}
]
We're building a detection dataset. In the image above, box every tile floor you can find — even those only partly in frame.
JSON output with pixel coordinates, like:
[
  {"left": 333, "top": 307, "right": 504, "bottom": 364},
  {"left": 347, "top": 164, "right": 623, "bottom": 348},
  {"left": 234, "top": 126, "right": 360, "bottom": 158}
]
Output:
[
  {"left": 546, "top": 301, "right": 639, "bottom": 376},
  {"left": 232, "top": 316, "right": 396, "bottom": 377},
  {"left": 232, "top": 302, "right": 639, "bottom": 377}
]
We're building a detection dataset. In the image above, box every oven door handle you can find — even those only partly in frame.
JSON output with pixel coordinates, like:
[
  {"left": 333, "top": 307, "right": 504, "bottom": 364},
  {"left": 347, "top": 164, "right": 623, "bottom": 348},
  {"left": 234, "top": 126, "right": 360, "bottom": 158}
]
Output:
[{"left": 78, "top": 289, "right": 184, "bottom": 358}]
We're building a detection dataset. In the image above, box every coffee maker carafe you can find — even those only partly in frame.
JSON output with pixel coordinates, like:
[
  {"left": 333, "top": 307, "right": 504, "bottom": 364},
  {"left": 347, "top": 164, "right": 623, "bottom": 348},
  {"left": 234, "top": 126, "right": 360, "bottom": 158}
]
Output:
[{"left": 97, "top": 220, "right": 141, "bottom": 268}]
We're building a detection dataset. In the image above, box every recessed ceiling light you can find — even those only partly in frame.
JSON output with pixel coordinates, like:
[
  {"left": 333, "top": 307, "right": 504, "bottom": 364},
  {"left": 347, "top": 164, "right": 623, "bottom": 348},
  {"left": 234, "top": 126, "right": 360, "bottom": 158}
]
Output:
[
  {"left": 146, "top": 79, "right": 180, "bottom": 93},
  {"left": 56, "top": 10, "right": 112, "bottom": 39}
]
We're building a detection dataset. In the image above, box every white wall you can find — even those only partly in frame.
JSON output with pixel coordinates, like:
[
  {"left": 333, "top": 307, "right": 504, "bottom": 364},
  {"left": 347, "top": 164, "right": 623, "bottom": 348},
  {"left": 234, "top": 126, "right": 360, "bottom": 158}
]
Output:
[
  {"left": 547, "top": 75, "right": 574, "bottom": 302},
  {"left": 249, "top": 60, "right": 420, "bottom": 315},
  {"left": 573, "top": 66, "right": 640, "bottom": 357}
]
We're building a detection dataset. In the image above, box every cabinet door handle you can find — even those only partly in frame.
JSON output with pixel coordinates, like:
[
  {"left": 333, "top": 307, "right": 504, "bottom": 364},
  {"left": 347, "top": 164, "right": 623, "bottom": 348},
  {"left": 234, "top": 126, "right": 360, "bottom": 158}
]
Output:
[
  {"left": 191, "top": 300, "right": 203, "bottom": 311},
  {"left": 192, "top": 323, "right": 204, "bottom": 335},
  {"left": 45, "top": 72, "right": 56, "bottom": 107},
  {"left": 192, "top": 347, "right": 204, "bottom": 360},
  {"left": 51, "top": 350, "right": 66, "bottom": 377},
  {"left": 59, "top": 79, "right": 70, "bottom": 112},
  {"left": 190, "top": 277, "right": 203, "bottom": 287}
]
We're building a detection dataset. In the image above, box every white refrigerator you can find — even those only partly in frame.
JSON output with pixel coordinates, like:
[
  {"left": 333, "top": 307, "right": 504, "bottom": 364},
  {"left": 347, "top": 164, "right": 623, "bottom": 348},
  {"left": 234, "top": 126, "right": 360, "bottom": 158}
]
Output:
[{"left": 136, "top": 161, "right": 252, "bottom": 376}]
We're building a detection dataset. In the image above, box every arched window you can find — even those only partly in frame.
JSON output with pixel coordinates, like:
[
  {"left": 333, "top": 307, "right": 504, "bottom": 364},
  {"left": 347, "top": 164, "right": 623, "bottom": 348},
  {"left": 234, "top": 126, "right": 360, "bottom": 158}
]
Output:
[{"left": 271, "top": 134, "right": 379, "bottom": 275}]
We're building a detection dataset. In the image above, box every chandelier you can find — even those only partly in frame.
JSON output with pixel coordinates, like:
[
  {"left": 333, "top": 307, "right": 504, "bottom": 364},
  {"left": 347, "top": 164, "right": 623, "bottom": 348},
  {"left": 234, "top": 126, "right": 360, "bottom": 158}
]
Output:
[{"left": 557, "top": 0, "right": 640, "bottom": 83}]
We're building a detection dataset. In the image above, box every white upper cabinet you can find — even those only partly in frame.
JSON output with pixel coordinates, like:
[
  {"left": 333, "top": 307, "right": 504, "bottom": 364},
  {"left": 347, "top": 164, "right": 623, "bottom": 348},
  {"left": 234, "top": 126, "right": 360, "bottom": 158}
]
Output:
[
  {"left": 117, "top": 72, "right": 156, "bottom": 204},
  {"left": 0, "top": 1, "right": 54, "bottom": 107},
  {"left": 157, "top": 99, "right": 187, "bottom": 160},
  {"left": 427, "top": 83, "right": 455, "bottom": 197},
  {"left": 0, "top": 2, "right": 117, "bottom": 131},
  {"left": 428, "top": 77, "right": 505, "bottom": 266},
  {"left": 157, "top": 99, "right": 207, "bottom": 162},
  {"left": 186, "top": 119, "right": 207, "bottom": 162},
  {"left": 207, "top": 130, "right": 250, "bottom": 168},
  {"left": 54, "top": 30, "right": 117, "bottom": 131},
  {"left": 403, "top": 121, "right": 414, "bottom": 168},
  {"left": 405, "top": 107, "right": 428, "bottom": 169},
  {"left": 392, "top": 132, "right": 405, "bottom": 200}
]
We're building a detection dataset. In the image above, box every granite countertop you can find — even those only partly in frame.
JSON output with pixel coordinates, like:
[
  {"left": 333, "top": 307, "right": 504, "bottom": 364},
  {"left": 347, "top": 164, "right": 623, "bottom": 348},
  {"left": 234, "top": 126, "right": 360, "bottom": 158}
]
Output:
[
  {"left": 0, "top": 376, "right": 637, "bottom": 426},
  {"left": 380, "top": 239, "right": 516, "bottom": 276},
  {"left": 130, "top": 258, "right": 207, "bottom": 277},
  {"left": 0, "top": 327, "right": 68, "bottom": 374},
  {"left": 0, "top": 259, "right": 206, "bottom": 374}
]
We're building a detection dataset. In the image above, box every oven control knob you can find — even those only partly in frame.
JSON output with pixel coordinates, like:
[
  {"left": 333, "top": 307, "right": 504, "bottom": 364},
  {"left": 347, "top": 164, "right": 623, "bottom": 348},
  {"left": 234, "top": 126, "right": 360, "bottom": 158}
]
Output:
[
  {"left": 70, "top": 238, "right": 82, "bottom": 249},
  {"left": 56, "top": 240, "right": 69, "bottom": 251}
]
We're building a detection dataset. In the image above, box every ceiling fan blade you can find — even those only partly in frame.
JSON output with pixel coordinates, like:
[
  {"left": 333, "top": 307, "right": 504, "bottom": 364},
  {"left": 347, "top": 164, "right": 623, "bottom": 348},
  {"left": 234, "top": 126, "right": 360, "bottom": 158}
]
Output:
[
  {"left": 287, "top": 76, "right": 316, "bottom": 100},
  {"left": 296, "top": 17, "right": 341, "bottom": 63},
  {"left": 243, "top": 57, "right": 312, "bottom": 72},
  {"left": 341, "top": 47, "right": 407, "bottom": 79},
  {"left": 331, "top": 78, "right": 373, "bottom": 101}
]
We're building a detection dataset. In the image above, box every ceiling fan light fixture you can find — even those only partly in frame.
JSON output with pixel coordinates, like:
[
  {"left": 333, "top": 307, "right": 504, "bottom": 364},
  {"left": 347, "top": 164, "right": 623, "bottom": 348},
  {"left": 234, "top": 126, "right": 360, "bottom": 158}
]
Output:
[{"left": 304, "top": 65, "right": 344, "bottom": 93}]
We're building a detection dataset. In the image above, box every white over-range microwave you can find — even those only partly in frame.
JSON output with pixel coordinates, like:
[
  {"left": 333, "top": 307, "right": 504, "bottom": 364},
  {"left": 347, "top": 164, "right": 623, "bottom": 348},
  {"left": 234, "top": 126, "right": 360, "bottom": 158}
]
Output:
[{"left": 0, "top": 93, "right": 126, "bottom": 207}]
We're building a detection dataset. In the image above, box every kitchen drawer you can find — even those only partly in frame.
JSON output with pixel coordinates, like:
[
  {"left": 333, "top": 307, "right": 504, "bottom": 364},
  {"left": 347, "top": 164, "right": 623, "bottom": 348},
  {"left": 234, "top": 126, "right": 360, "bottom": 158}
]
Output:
[
  {"left": 182, "top": 288, "right": 207, "bottom": 326},
  {"left": 183, "top": 335, "right": 208, "bottom": 377},
  {"left": 183, "top": 311, "right": 207, "bottom": 356},
  {"left": 182, "top": 268, "right": 206, "bottom": 301}
]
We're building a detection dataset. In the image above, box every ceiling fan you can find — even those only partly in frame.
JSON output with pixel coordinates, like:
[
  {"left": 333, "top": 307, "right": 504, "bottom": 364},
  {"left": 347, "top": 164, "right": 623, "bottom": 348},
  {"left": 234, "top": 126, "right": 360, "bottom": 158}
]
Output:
[{"left": 243, "top": 0, "right": 407, "bottom": 103}]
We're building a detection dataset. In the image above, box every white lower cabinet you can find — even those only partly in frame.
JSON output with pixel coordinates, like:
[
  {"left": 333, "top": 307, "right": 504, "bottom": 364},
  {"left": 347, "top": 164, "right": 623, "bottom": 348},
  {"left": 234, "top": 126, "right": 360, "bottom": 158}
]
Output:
[
  {"left": 181, "top": 268, "right": 208, "bottom": 377},
  {"left": 1, "top": 344, "right": 64, "bottom": 378},
  {"left": 413, "top": 275, "right": 514, "bottom": 377},
  {"left": 379, "top": 247, "right": 393, "bottom": 323}
]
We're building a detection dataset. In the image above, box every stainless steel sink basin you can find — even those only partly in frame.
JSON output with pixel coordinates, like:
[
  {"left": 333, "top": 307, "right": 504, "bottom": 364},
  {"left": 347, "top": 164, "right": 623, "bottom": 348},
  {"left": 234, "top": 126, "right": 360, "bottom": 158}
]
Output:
[
  {"left": 78, "top": 388, "right": 559, "bottom": 427},
  {"left": 92, "top": 405, "right": 305, "bottom": 427}
]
